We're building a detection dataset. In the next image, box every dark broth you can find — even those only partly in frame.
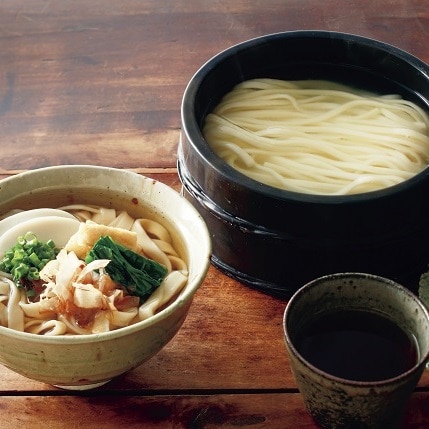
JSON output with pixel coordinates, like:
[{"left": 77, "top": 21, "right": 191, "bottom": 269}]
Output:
[{"left": 294, "top": 309, "right": 419, "bottom": 382}]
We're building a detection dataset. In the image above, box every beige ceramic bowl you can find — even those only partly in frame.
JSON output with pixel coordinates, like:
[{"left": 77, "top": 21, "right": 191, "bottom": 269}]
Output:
[{"left": 0, "top": 165, "right": 211, "bottom": 389}]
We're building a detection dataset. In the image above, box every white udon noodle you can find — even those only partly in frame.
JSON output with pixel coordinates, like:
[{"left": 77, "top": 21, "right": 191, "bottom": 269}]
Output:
[
  {"left": 203, "top": 78, "right": 429, "bottom": 195},
  {"left": 0, "top": 205, "right": 188, "bottom": 335}
]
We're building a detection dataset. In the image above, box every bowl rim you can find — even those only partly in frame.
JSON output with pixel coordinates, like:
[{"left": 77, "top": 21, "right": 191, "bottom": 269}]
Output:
[
  {"left": 0, "top": 164, "right": 212, "bottom": 344},
  {"left": 181, "top": 30, "right": 429, "bottom": 205}
]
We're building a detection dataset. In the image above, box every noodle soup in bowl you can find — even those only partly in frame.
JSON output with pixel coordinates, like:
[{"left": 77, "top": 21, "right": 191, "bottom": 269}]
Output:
[
  {"left": 0, "top": 165, "right": 211, "bottom": 389},
  {"left": 179, "top": 30, "right": 429, "bottom": 297}
]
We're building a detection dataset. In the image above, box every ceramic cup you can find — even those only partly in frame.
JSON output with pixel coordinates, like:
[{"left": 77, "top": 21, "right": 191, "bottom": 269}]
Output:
[{"left": 283, "top": 272, "right": 429, "bottom": 429}]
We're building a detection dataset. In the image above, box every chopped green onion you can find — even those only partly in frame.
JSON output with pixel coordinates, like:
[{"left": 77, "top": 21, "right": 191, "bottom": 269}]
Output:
[
  {"left": 29, "top": 252, "right": 42, "bottom": 268},
  {"left": 0, "top": 231, "right": 59, "bottom": 288}
]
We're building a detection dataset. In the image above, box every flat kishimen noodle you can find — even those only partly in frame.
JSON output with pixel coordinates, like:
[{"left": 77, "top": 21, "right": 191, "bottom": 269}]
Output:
[
  {"left": 203, "top": 79, "right": 429, "bottom": 195},
  {"left": 0, "top": 205, "right": 188, "bottom": 335}
]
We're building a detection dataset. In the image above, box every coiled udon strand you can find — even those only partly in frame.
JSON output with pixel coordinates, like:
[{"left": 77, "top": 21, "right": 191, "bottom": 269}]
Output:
[{"left": 203, "top": 79, "right": 429, "bottom": 195}]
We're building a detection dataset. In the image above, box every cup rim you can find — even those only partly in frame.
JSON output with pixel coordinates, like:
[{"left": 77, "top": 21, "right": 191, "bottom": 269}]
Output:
[{"left": 283, "top": 272, "right": 429, "bottom": 387}]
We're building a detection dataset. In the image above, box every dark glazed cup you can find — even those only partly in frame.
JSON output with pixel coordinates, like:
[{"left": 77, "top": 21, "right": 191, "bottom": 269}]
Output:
[{"left": 283, "top": 273, "right": 429, "bottom": 429}]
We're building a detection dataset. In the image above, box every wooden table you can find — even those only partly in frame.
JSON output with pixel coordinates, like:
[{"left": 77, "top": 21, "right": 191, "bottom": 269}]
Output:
[{"left": 1, "top": 1, "right": 429, "bottom": 427}]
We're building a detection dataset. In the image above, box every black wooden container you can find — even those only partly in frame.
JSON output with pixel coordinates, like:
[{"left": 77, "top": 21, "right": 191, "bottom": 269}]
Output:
[{"left": 179, "top": 31, "right": 429, "bottom": 297}]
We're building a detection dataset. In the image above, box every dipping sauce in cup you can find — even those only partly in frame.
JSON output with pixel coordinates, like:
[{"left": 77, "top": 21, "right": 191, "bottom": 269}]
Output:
[
  {"left": 283, "top": 273, "right": 429, "bottom": 429},
  {"left": 296, "top": 308, "right": 418, "bottom": 382}
]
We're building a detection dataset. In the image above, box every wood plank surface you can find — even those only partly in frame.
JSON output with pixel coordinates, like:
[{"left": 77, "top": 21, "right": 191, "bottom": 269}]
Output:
[
  {"left": 1, "top": 392, "right": 429, "bottom": 429},
  {"left": 0, "top": 0, "right": 428, "bottom": 171}
]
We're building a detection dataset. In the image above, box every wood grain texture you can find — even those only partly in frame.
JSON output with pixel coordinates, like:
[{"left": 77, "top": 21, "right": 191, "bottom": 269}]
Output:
[
  {"left": 1, "top": 392, "right": 429, "bottom": 429},
  {"left": 0, "top": 0, "right": 428, "bottom": 171}
]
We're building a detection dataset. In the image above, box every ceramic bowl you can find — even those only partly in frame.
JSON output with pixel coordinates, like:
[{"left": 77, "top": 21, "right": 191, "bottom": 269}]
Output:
[
  {"left": 0, "top": 165, "right": 211, "bottom": 389},
  {"left": 179, "top": 30, "right": 429, "bottom": 298}
]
